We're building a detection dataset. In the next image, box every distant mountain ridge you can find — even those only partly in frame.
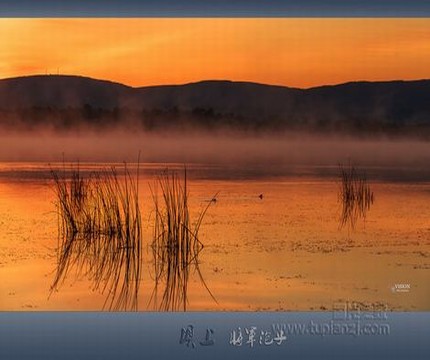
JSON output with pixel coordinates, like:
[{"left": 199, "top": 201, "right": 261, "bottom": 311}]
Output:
[{"left": 0, "top": 75, "right": 429, "bottom": 136}]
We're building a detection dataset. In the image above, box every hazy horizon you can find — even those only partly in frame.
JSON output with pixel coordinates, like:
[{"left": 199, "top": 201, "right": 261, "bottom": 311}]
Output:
[{"left": 0, "top": 130, "right": 429, "bottom": 171}]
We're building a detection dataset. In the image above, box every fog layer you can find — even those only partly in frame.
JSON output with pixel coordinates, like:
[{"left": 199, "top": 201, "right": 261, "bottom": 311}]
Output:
[{"left": 0, "top": 130, "right": 429, "bottom": 169}]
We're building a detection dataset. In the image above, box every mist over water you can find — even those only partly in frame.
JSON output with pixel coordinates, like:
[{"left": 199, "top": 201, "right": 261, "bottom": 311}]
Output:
[
  {"left": 1, "top": 132, "right": 430, "bottom": 311},
  {"left": 1, "top": 129, "right": 429, "bottom": 167}
]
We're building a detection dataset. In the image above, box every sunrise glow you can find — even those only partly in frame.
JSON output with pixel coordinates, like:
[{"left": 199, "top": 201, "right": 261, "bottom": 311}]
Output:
[{"left": 0, "top": 18, "right": 429, "bottom": 87}]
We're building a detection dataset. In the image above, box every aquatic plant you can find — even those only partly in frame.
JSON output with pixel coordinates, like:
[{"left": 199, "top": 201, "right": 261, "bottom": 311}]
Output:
[
  {"left": 150, "top": 168, "right": 217, "bottom": 311},
  {"left": 50, "top": 161, "right": 142, "bottom": 311},
  {"left": 338, "top": 162, "right": 374, "bottom": 230}
]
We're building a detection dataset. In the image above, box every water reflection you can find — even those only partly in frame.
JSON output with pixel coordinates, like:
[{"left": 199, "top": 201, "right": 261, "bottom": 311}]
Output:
[
  {"left": 50, "top": 164, "right": 142, "bottom": 311},
  {"left": 149, "top": 169, "right": 218, "bottom": 311},
  {"left": 338, "top": 163, "right": 374, "bottom": 231},
  {"left": 50, "top": 165, "right": 217, "bottom": 311}
]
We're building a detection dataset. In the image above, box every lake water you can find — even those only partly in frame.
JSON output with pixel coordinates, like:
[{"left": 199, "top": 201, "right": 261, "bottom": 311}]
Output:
[{"left": 0, "top": 162, "right": 429, "bottom": 311}]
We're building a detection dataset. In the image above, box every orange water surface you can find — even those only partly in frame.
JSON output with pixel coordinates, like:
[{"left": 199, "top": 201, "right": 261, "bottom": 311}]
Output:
[{"left": 0, "top": 163, "right": 429, "bottom": 311}]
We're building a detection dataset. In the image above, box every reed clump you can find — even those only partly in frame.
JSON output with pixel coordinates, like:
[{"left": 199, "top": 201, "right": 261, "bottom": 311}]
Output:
[
  {"left": 50, "top": 162, "right": 142, "bottom": 311},
  {"left": 150, "top": 168, "right": 217, "bottom": 311},
  {"left": 338, "top": 162, "right": 374, "bottom": 230}
]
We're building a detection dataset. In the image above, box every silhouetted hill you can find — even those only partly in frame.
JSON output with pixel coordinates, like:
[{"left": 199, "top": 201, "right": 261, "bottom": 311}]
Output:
[
  {"left": 0, "top": 75, "right": 429, "bottom": 136},
  {"left": 135, "top": 80, "right": 303, "bottom": 120},
  {"left": 0, "top": 75, "right": 134, "bottom": 109}
]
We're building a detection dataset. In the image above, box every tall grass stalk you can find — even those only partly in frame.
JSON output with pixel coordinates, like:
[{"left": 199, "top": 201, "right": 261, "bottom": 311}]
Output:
[
  {"left": 150, "top": 168, "right": 217, "bottom": 311},
  {"left": 338, "top": 162, "right": 374, "bottom": 230},
  {"left": 50, "top": 160, "right": 142, "bottom": 311}
]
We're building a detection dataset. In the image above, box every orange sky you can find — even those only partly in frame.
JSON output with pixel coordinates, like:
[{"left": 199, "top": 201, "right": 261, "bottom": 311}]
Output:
[{"left": 0, "top": 18, "right": 429, "bottom": 88}]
